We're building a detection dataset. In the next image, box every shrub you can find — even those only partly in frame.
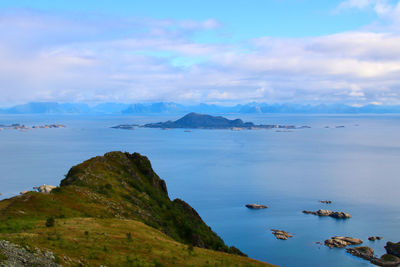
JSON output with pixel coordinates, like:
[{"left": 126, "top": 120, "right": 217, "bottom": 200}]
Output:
[
  {"left": 45, "top": 217, "right": 55, "bottom": 227},
  {"left": 126, "top": 232, "right": 133, "bottom": 242}
]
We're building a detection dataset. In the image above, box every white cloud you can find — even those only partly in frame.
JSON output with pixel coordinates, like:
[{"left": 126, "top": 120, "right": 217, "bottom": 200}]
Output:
[
  {"left": 338, "top": 0, "right": 400, "bottom": 24},
  {"left": 1, "top": 9, "right": 400, "bottom": 105}
]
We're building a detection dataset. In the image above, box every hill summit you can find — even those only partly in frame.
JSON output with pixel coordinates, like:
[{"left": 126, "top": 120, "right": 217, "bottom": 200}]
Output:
[
  {"left": 0, "top": 152, "right": 272, "bottom": 266},
  {"left": 145, "top": 112, "right": 255, "bottom": 129}
]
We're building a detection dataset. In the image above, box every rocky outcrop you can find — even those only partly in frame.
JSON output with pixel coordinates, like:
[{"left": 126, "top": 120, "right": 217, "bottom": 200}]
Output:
[
  {"left": 344, "top": 241, "right": 400, "bottom": 266},
  {"left": 369, "top": 236, "right": 384, "bottom": 241},
  {"left": 346, "top": 246, "right": 374, "bottom": 260},
  {"left": 33, "top": 185, "right": 57, "bottom": 194},
  {"left": 271, "top": 229, "right": 293, "bottom": 240},
  {"left": 245, "top": 204, "right": 268, "bottom": 209},
  {"left": 371, "top": 254, "right": 400, "bottom": 267},
  {"left": 386, "top": 242, "right": 400, "bottom": 258},
  {"left": 324, "top": 236, "right": 363, "bottom": 248},
  {"left": 0, "top": 240, "right": 59, "bottom": 267},
  {"left": 303, "top": 209, "right": 351, "bottom": 219}
]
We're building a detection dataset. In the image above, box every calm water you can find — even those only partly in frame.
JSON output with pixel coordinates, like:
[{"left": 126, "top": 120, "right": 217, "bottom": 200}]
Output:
[{"left": 1, "top": 114, "right": 400, "bottom": 267}]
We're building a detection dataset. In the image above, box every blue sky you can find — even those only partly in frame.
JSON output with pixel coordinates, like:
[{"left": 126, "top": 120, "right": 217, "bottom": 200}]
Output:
[{"left": 1, "top": 0, "right": 400, "bottom": 105}]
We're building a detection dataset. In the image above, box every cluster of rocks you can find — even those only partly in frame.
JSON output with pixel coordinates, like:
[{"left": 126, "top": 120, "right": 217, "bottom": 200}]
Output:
[
  {"left": 302, "top": 209, "right": 352, "bottom": 219},
  {"left": 346, "top": 242, "right": 400, "bottom": 267},
  {"left": 0, "top": 240, "right": 59, "bottom": 267},
  {"left": 20, "top": 185, "right": 57, "bottom": 195},
  {"left": 324, "top": 236, "right": 363, "bottom": 248},
  {"left": 369, "top": 236, "right": 384, "bottom": 241},
  {"left": 245, "top": 204, "right": 268, "bottom": 209},
  {"left": 271, "top": 229, "right": 293, "bottom": 240},
  {"left": 0, "top": 124, "right": 65, "bottom": 131}
]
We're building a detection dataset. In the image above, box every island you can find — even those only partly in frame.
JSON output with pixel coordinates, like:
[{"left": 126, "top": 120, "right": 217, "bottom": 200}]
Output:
[
  {"left": 0, "top": 151, "right": 273, "bottom": 267},
  {"left": 246, "top": 204, "right": 268, "bottom": 209},
  {"left": 0, "top": 124, "right": 66, "bottom": 131},
  {"left": 302, "top": 209, "right": 352, "bottom": 219},
  {"left": 112, "top": 112, "right": 307, "bottom": 130}
]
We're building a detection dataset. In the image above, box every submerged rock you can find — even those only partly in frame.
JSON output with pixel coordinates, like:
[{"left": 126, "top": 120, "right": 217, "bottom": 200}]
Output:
[
  {"left": 303, "top": 209, "right": 351, "bottom": 219},
  {"left": 33, "top": 185, "right": 57, "bottom": 194},
  {"left": 271, "top": 229, "right": 293, "bottom": 240},
  {"left": 325, "top": 236, "right": 363, "bottom": 248},
  {"left": 245, "top": 204, "right": 268, "bottom": 209},
  {"left": 319, "top": 200, "right": 332, "bottom": 204},
  {"left": 369, "top": 236, "right": 384, "bottom": 241}
]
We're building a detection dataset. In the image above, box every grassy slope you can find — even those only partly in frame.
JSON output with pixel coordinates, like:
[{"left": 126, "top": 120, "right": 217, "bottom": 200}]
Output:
[
  {"left": 0, "top": 217, "right": 273, "bottom": 266},
  {"left": 0, "top": 152, "right": 275, "bottom": 266}
]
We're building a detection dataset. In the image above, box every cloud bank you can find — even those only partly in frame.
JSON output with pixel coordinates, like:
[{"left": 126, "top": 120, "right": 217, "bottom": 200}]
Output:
[{"left": 1, "top": 7, "right": 400, "bottom": 105}]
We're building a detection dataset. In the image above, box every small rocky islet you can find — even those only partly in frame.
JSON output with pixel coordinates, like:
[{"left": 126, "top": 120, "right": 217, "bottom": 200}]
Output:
[
  {"left": 302, "top": 209, "right": 352, "bottom": 219},
  {"left": 270, "top": 229, "right": 294, "bottom": 240},
  {"left": 324, "top": 236, "right": 363, "bottom": 248},
  {"left": 245, "top": 204, "right": 268, "bottom": 209}
]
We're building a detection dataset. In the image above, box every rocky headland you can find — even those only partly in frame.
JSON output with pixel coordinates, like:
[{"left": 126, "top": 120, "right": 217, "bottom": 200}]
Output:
[{"left": 0, "top": 152, "right": 273, "bottom": 266}]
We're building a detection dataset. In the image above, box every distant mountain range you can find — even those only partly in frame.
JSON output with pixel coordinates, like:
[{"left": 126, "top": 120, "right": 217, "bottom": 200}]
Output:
[{"left": 1, "top": 101, "right": 400, "bottom": 114}]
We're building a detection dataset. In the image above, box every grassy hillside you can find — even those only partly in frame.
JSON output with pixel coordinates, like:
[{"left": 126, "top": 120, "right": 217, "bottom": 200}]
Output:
[
  {"left": 0, "top": 151, "right": 274, "bottom": 266},
  {"left": 0, "top": 217, "right": 272, "bottom": 266}
]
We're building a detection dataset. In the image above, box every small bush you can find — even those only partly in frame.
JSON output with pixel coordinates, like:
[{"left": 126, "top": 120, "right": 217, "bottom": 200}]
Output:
[
  {"left": 126, "top": 232, "right": 133, "bottom": 242},
  {"left": 45, "top": 217, "right": 55, "bottom": 227},
  {"left": 153, "top": 259, "right": 164, "bottom": 267}
]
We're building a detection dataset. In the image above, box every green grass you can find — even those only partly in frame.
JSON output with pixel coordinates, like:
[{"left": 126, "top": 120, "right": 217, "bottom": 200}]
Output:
[
  {"left": 0, "top": 250, "right": 7, "bottom": 261},
  {"left": 0, "top": 217, "right": 274, "bottom": 267},
  {"left": 0, "top": 152, "right": 275, "bottom": 266},
  {"left": 381, "top": 254, "right": 399, "bottom": 262}
]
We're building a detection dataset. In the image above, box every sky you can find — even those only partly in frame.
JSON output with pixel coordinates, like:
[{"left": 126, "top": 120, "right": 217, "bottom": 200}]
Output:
[{"left": 1, "top": 0, "right": 400, "bottom": 106}]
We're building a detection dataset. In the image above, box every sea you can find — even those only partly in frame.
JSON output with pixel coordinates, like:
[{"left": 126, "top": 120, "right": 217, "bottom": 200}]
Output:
[{"left": 1, "top": 114, "right": 400, "bottom": 267}]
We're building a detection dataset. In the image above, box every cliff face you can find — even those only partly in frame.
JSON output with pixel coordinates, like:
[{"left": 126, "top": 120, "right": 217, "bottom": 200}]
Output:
[{"left": 0, "top": 151, "right": 244, "bottom": 256}]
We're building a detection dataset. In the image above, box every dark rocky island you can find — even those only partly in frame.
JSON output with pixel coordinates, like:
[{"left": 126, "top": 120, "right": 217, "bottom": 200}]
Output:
[
  {"left": 112, "top": 112, "right": 302, "bottom": 130},
  {"left": 144, "top": 112, "right": 256, "bottom": 129},
  {"left": 0, "top": 152, "right": 272, "bottom": 266}
]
